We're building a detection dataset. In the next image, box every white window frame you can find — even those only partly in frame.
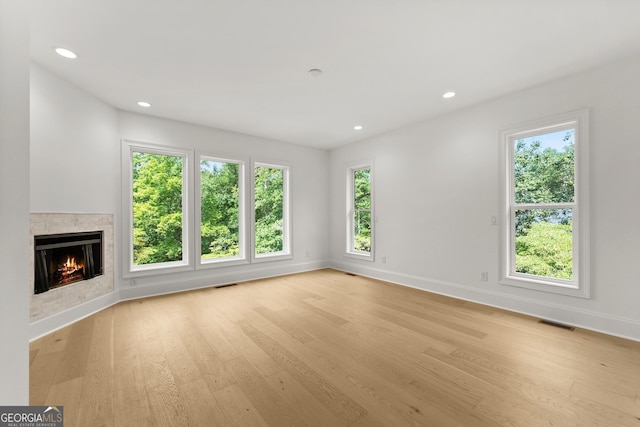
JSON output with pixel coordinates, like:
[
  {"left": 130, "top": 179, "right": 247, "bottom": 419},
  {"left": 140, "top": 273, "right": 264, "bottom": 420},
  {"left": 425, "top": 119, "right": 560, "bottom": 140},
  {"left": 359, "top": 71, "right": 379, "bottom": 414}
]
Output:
[
  {"left": 122, "top": 140, "right": 194, "bottom": 277},
  {"left": 499, "top": 109, "right": 589, "bottom": 298},
  {"left": 345, "top": 162, "right": 374, "bottom": 261},
  {"left": 196, "top": 153, "right": 248, "bottom": 268},
  {"left": 251, "top": 160, "right": 293, "bottom": 262}
]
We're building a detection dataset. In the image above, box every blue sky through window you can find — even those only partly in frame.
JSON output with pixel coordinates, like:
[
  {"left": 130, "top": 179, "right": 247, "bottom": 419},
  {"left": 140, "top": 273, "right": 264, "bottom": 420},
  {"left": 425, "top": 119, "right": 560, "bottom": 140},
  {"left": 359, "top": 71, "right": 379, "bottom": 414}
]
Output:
[{"left": 520, "top": 129, "right": 574, "bottom": 152}]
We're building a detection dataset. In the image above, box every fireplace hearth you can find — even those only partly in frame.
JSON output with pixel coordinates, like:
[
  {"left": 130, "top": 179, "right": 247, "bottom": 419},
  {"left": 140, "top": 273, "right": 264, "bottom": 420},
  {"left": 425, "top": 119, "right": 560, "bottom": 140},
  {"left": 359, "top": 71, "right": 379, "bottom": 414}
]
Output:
[{"left": 34, "top": 231, "right": 103, "bottom": 294}]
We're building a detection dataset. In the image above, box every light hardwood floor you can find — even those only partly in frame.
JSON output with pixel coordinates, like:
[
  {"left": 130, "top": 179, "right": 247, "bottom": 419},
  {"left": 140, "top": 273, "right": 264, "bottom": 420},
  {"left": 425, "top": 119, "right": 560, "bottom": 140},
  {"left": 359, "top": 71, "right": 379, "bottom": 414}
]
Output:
[{"left": 30, "top": 269, "right": 640, "bottom": 426}]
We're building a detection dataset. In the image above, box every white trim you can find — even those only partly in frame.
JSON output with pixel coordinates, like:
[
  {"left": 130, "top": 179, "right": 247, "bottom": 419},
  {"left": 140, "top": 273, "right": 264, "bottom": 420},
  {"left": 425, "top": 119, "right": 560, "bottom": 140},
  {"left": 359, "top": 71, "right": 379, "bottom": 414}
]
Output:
[
  {"left": 498, "top": 109, "right": 589, "bottom": 298},
  {"left": 30, "top": 261, "right": 330, "bottom": 341},
  {"left": 195, "top": 152, "right": 249, "bottom": 268},
  {"left": 29, "top": 290, "right": 120, "bottom": 342},
  {"left": 330, "top": 261, "right": 640, "bottom": 343},
  {"left": 250, "top": 159, "right": 293, "bottom": 262},
  {"left": 345, "top": 161, "right": 375, "bottom": 261},
  {"left": 121, "top": 139, "right": 194, "bottom": 278}
]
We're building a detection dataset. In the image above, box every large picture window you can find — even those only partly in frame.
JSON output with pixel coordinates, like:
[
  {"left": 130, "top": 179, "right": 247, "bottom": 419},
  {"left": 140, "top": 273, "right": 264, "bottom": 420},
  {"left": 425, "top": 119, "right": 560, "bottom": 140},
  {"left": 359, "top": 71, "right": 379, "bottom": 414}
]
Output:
[
  {"left": 198, "top": 156, "right": 245, "bottom": 265},
  {"left": 123, "top": 142, "right": 192, "bottom": 275},
  {"left": 500, "top": 110, "right": 589, "bottom": 297},
  {"left": 346, "top": 164, "right": 373, "bottom": 259},
  {"left": 252, "top": 162, "right": 291, "bottom": 260},
  {"left": 123, "top": 141, "right": 293, "bottom": 275}
]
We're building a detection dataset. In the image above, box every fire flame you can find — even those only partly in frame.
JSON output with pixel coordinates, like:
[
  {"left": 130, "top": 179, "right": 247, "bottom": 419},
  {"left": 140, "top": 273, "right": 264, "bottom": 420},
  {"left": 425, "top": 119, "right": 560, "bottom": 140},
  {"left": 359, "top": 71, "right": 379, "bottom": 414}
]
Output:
[
  {"left": 60, "top": 256, "right": 83, "bottom": 278},
  {"left": 65, "top": 256, "right": 77, "bottom": 270},
  {"left": 52, "top": 253, "right": 87, "bottom": 287}
]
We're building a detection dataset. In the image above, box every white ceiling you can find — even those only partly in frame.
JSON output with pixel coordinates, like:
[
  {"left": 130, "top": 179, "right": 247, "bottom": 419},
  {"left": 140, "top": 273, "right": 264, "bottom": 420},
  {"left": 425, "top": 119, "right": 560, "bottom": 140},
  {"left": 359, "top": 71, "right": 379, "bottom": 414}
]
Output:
[{"left": 31, "top": 0, "right": 640, "bottom": 150}]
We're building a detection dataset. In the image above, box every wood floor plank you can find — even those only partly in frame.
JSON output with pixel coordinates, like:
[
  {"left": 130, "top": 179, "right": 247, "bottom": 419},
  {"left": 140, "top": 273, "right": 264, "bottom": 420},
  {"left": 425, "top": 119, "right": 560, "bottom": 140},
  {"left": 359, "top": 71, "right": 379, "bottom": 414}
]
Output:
[
  {"left": 78, "top": 308, "right": 115, "bottom": 410},
  {"left": 178, "top": 378, "right": 232, "bottom": 427},
  {"left": 53, "top": 315, "right": 95, "bottom": 384},
  {"left": 155, "top": 315, "right": 203, "bottom": 387},
  {"left": 237, "top": 319, "right": 367, "bottom": 424},
  {"left": 30, "top": 269, "right": 640, "bottom": 426},
  {"left": 29, "top": 349, "right": 65, "bottom": 404},
  {"left": 213, "top": 384, "right": 270, "bottom": 427},
  {"left": 76, "top": 397, "right": 114, "bottom": 427},
  {"left": 145, "top": 382, "right": 189, "bottom": 427},
  {"left": 45, "top": 377, "right": 83, "bottom": 427},
  {"left": 114, "top": 380, "right": 153, "bottom": 427},
  {"left": 189, "top": 308, "right": 242, "bottom": 362},
  {"left": 253, "top": 306, "right": 315, "bottom": 344},
  {"left": 112, "top": 301, "right": 154, "bottom": 427},
  {"left": 263, "top": 370, "right": 345, "bottom": 427},
  {"left": 225, "top": 357, "right": 308, "bottom": 427},
  {"left": 169, "top": 314, "right": 236, "bottom": 392},
  {"left": 270, "top": 310, "right": 491, "bottom": 426}
]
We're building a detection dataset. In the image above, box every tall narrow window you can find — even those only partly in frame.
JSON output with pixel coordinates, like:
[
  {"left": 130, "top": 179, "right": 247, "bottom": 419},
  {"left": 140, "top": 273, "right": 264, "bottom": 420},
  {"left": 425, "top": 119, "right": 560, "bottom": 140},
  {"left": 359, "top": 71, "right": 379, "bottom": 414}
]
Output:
[
  {"left": 198, "top": 156, "right": 244, "bottom": 264},
  {"left": 253, "top": 162, "right": 291, "bottom": 259},
  {"left": 500, "top": 110, "right": 589, "bottom": 297},
  {"left": 347, "top": 164, "right": 373, "bottom": 259},
  {"left": 125, "top": 143, "right": 191, "bottom": 273}
]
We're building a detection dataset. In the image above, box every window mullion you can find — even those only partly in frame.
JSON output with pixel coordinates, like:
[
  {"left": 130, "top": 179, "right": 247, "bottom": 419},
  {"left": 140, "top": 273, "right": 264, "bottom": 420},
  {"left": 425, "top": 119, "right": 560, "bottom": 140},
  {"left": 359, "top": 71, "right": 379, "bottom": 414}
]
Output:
[{"left": 513, "top": 202, "right": 574, "bottom": 210}]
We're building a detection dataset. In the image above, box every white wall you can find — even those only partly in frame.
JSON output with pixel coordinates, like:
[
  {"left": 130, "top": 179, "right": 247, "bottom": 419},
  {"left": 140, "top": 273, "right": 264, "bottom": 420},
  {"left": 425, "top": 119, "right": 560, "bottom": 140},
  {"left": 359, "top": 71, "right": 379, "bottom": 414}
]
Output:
[
  {"left": 28, "top": 42, "right": 640, "bottom": 343},
  {"left": 29, "top": 65, "right": 330, "bottom": 337},
  {"left": 0, "top": 0, "right": 30, "bottom": 404},
  {"left": 29, "top": 64, "right": 122, "bottom": 339},
  {"left": 117, "top": 112, "right": 329, "bottom": 298},
  {"left": 330, "top": 53, "right": 640, "bottom": 341},
  {"left": 30, "top": 63, "right": 120, "bottom": 215}
]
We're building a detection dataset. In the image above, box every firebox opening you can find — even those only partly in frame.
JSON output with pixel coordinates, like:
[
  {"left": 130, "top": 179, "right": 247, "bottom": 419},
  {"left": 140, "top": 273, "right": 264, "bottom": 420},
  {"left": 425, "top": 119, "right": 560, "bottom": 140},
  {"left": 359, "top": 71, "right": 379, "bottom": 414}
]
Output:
[{"left": 34, "top": 231, "right": 103, "bottom": 294}]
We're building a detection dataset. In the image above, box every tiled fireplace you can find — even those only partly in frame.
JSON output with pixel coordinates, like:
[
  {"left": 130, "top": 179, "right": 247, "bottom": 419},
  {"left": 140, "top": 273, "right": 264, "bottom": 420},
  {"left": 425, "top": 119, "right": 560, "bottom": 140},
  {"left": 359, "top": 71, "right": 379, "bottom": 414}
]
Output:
[{"left": 30, "top": 213, "right": 114, "bottom": 322}]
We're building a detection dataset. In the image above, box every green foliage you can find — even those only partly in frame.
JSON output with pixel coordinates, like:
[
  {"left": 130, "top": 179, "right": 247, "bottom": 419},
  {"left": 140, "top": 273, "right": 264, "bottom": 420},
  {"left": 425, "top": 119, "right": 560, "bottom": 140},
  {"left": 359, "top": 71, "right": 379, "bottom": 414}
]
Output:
[
  {"left": 353, "top": 168, "right": 371, "bottom": 252},
  {"left": 513, "top": 132, "right": 575, "bottom": 279},
  {"left": 514, "top": 133, "right": 574, "bottom": 235},
  {"left": 132, "top": 152, "right": 184, "bottom": 265},
  {"left": 515, "top": 221, "right": 573, "bottom": 280},
  {"left": 132, "top": 155, "right": 287, "bottom": 264},
  {"left": 201, "top": 161, "right": 240, "bottom": 259},
  {"left": 254, "top": 166, "right": 284, "bottom": 254}
]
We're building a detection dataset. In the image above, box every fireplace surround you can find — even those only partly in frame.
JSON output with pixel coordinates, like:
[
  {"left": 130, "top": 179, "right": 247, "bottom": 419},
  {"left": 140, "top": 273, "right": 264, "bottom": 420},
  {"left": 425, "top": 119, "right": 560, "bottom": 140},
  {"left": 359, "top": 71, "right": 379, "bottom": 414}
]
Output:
[{"left": 30, "top": 213, "right": 114, "bottom": 322}]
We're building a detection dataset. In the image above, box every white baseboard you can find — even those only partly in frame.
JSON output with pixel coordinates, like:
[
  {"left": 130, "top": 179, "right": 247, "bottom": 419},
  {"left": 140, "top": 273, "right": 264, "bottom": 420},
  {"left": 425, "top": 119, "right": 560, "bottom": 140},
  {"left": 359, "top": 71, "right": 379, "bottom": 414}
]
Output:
[
  {"left": 30, "top": 260, "right": 329, "bottom": 341},
  {"left": 29, "top": 291, "right": 120, "bottom": 342},
  {"left": 330, "top": 260, "right": 640, "bottom": 343},
  {"left": 119, "top": 260, "right": 329, "bottom": 301},
  {"left": 32, "top": 259, "right": 638, "bottom": 343}
]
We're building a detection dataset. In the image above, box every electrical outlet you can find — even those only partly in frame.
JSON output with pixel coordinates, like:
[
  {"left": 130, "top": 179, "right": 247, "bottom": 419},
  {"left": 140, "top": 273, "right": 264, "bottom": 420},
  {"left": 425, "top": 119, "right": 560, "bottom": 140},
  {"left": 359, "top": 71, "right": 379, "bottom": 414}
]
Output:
[
  {"left": 491, "top": 216, "right": 497, "bottom": 225},
  {"left": 305, "top": 250, "right": 310, "bottom": 258},
  {"left": 382, "top": 256, "right": 387, "bottom": 264},
  {"left": 481, "top": 272, "right": 488, "bottom": 281}
]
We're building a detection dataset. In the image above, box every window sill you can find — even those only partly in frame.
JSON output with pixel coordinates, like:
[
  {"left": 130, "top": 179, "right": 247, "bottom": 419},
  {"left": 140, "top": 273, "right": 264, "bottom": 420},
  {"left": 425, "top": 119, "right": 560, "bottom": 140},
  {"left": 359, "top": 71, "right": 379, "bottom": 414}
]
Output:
[
  {"left": 344, "top": 251, "right": 374, "bottom": 262},
  {"left": 197, "top": 257, "right": 250, "bottom": 269},
  {"left": 500, "top": 274, "right": 589, "bottom": 298},
  {"left": 252, "top": 252, "right": 293, "bottom": 263},
  {"left": 124, "top": 260, "right": 192, "bottom": 279}
]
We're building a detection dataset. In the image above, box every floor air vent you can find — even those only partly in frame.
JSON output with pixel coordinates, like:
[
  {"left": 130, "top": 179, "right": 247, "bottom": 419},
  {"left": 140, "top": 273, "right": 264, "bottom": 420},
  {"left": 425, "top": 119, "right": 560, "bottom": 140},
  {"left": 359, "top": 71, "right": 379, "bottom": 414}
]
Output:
[
  {"left": 216, "top": 283, "right": 238, "bottom": 289},
  {"left": 538, "top": 319, "right": 575, "bottom": 331},
  {"left": 345, "top": 272, "right": 357, "bottom": 277}
]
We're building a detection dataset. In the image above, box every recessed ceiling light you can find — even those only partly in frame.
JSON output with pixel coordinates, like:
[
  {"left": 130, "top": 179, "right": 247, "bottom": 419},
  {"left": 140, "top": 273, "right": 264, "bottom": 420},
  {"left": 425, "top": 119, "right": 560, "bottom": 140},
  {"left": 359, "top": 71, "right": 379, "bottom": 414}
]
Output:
[
  {"left": 308, "top": 68, "right": 323, "bottom": 77},
  {"left": 53, "top": 47, "right": 77, "bottom": 59},
  {"left": 442, "top": 91, "right": 456, "bottom": 99},
  {"left": 137, "top": 101, "right": 151, "bottom": 108},
  {"left": 354, "top": 125, "right": 363, "bottom": 130}
]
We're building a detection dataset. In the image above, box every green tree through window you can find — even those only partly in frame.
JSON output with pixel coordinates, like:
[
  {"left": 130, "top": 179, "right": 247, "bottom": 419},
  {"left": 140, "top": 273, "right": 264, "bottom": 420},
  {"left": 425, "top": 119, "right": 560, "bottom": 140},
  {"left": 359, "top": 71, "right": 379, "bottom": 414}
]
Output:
[
  {"left": 513, "top": 130, "right": 574, "bottom": 279},
  {"left": 200, "top": 160, "right": 240, "bottom": 259},
  {"left": 254, "top": 165, "right": 285, "bottom": 255},
  {"left": 353, "top": 168, "right": 371, "bottom": 253},
  {"left": 132, "top": 151, "right": 184, "bottom": 265}
]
